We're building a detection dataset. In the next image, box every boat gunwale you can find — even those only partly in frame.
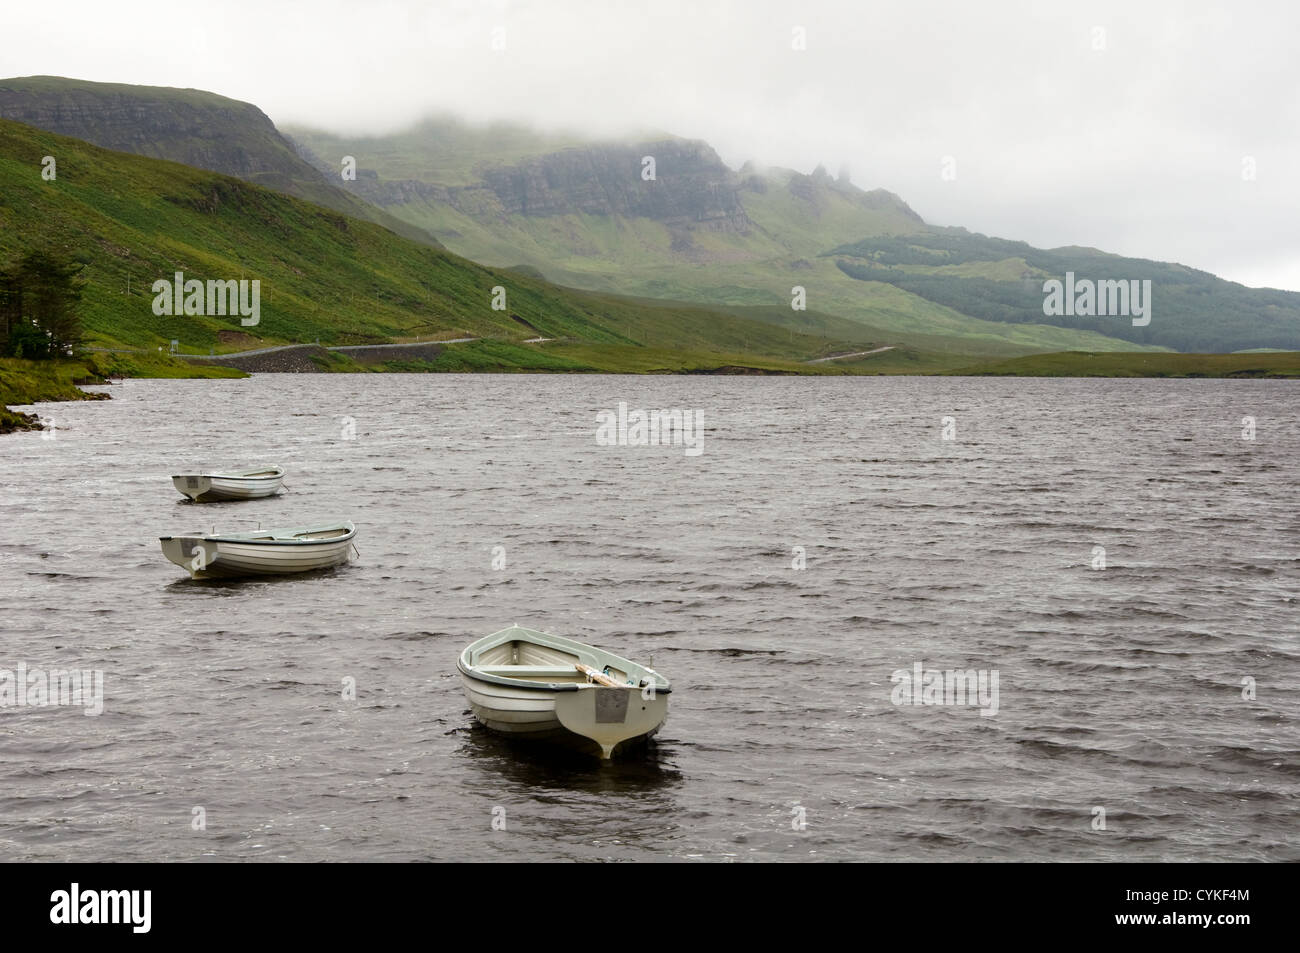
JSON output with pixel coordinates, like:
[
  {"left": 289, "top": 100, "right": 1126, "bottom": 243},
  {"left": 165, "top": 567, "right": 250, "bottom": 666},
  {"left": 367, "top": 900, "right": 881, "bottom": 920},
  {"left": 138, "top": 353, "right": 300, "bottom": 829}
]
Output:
[
  {"left": 457, "top": 626, "right": 671, "bottom": 694},
  {"left": 170, "top": 467, "right": 285, "bottom": 481},
  {"left": 159, "top": 522, "right": 355, "bottom": 546}
]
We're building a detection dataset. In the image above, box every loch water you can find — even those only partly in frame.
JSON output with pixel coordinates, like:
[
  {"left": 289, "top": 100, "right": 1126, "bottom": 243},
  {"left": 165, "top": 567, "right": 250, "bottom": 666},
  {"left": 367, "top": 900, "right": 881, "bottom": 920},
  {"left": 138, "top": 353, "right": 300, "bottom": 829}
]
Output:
[{"left": 1, "top": 374, "right": 1296, "bottom": 861}]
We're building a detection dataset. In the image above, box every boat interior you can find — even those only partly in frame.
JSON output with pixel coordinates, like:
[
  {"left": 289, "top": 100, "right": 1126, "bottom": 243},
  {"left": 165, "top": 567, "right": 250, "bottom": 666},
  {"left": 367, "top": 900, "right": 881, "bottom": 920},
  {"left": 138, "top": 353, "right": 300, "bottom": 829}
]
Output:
[
  {"left": 193, "top": 468, "right": 281, "bottom": 479},
  {"left": 291, "top": 527, "right": 350, "bottom": 540},
  {"left": 474, "top": 639, "right": 632, "bottom": 685},
  {"left": 214, "top": 525, "right": 351, "bottom": 542}
]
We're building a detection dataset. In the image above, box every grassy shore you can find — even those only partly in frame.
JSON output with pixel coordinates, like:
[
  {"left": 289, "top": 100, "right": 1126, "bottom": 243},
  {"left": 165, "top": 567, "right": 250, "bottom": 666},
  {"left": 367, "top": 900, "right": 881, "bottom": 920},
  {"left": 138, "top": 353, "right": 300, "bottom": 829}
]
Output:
[
  {"left": 7, "top": 347, "right": 1297, "bottom": 436},
  {"left": 0, "top": 354, "right": 245, "bottom": 433},
  {"left": 416, "top": 340, "right": 850, "bottom": 374},
  {"left": 949, "top": 351, "right": 1300, "bottom": 378},
  {"left": 309, "top": 339, "right": 869, "bottom": 374}
]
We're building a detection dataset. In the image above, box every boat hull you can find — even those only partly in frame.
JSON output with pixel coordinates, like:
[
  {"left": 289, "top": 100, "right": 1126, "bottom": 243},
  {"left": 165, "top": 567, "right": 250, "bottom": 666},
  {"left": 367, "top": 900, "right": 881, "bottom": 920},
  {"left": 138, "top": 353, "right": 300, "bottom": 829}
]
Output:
[
  {"left": 159, "top": 523, "right": 354, "bottom": 580},
  {"left": 461, "top": 672, "right": 568, "bottom": 736},
  {"left": 461, "top": 672, "right": 668, "bottom": 758},
  {"left": 172, "top": 470, "right": 283, "bottom": 502},
  {"left": 458, "top": 626, "right": 670, "bottom": 759}
]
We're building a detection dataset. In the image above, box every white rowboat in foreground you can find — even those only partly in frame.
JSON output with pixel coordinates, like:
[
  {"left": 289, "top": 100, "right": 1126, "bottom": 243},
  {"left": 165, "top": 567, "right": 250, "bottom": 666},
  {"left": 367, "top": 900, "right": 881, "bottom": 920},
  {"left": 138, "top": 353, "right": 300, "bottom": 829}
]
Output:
[
  {"left": 171, "top": 467, "right": 284, "bottom": 502},
  {"left": 159, "top": 521, "right": 355, "bottom": 580},
  {"left": 458, "top": 625, "right": 670, "bottom": 759}
]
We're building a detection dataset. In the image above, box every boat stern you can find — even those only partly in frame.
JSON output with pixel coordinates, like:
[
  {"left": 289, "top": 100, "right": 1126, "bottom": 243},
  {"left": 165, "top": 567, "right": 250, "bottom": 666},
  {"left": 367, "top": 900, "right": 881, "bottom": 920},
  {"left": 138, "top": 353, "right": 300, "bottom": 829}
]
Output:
[
  {"left": 172, "top": 475, "right": 212, "bottom": 502},
  {"left": 553, "top": 687, "right": 669, "bottom": 759},
  {"left": 160, "top": 536, "right": 219, "bottom": 579}
]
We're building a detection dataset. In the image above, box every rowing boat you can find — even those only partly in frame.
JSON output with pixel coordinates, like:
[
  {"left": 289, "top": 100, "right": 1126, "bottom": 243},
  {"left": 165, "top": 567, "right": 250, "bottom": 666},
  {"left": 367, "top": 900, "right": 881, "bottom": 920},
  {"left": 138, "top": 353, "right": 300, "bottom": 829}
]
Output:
[
  {"left": 159, "top": 521, "right": 355, "bottom": 579},
  {"left": 171, "top": 467, "right": 284, "bottom": 502},
  {"left": 458, "top": 625, "right": 670, "bottom": 759}
]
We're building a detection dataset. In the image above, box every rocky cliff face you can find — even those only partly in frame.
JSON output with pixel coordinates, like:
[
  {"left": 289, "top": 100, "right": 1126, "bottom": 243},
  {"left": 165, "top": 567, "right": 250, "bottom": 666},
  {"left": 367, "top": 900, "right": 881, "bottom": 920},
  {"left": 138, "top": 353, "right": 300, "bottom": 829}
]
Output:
[
  {"left": 780, "top": 166, "right": 925, "bottom": 224},
  {"left": 477, "top": 139, "right": 751, "bottom": 230},
  {"left": 312, "top": 137, "right": 753, "bottom": 232},
  {"left": 0, "top": 76, "right": 441, "bottom": 247},
  {"left": 0, "top": 78, "right": 322, "bottom": 194}
]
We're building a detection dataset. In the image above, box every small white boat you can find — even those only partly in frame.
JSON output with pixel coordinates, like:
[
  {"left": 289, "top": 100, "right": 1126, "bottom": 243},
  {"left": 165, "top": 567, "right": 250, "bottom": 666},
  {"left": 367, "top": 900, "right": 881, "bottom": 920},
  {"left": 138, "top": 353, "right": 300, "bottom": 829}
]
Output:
[
  {"left": 171, "top": 467, "right": 284, "bottom": 502},
  {"left": 159, "top": 521, "right": 355, "bottom": 580},
  {"left": 458, "top": 625, "right": 670, "bottom": 759}
]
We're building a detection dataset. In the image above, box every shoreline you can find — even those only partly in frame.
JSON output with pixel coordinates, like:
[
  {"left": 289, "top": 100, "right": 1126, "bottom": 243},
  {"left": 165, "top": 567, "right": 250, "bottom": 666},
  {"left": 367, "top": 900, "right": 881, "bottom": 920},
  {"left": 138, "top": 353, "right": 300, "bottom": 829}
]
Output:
[{"left": 5, "top": 349, "right": 1299, "bottom": 436}]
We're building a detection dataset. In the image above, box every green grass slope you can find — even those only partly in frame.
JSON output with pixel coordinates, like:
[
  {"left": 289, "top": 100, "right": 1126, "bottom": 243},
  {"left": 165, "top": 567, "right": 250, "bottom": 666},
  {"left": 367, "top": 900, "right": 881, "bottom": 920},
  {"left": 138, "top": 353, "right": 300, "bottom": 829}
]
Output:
[
  {"left": 0, "top": 76, "right": 444, "bottom": 249},
  {"left": 0, "top": 118, "right": 870, "bottom": 371},
  {"left": 288, "top": 119, "right": 1165, "bottom": 359},
  {"left": 831, "top": 229, "right": 1300, "bottom": 352}
]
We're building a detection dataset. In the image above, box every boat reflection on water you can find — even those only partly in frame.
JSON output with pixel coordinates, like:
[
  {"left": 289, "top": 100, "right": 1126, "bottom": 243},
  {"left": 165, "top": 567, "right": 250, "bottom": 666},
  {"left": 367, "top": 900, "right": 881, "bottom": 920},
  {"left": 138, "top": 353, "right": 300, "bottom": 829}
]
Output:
[{"left": 456, "top": 721, "right": 683, "bottom": 795}]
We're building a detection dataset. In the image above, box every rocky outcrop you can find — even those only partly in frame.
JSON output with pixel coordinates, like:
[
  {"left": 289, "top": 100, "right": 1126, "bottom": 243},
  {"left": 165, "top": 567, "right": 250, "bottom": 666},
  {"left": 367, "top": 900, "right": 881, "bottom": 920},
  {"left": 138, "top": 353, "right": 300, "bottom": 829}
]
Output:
[
  {"left": 293, "top": 121, "right": 931, "bottom": 250},
  {"left": 0, "top": 408, "right": 41, "bottom": 434},
  {"left": 475, "top": 139, "right": 751, "bottom": 230},
  {"left": 0, "top": 77, "right": 442, "bottom": 248},
  {"left": 317, "top": 137, "right": 753, "bottom": 233},
  {"left": 0, "top": 77, "right": 330, "bottom": 196}
]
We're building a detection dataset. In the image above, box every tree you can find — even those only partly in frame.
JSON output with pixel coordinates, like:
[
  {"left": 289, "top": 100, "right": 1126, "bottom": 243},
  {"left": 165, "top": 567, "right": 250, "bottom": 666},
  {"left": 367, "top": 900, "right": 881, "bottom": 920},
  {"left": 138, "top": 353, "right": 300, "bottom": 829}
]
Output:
[
  {"left": 0, "top": 249, "right": 86, "bottom": 358},
  {"left": 0, "top": 266, "right": 20, "bottom": 354}
]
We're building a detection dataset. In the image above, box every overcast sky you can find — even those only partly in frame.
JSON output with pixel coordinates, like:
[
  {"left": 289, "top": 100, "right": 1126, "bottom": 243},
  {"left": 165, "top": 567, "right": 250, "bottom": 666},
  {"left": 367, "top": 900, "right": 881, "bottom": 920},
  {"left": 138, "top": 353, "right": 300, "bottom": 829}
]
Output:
[{"left": 5, "top": 0, "right": 1297, "bottom": 289}]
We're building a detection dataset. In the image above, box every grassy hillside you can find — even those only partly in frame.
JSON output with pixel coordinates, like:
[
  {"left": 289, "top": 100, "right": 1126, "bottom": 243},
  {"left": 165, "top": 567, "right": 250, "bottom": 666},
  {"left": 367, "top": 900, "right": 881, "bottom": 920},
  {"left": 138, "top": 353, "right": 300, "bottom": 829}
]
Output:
[
  {"left": 0, "top": 76, "right": 444, "bottom": 249},
  {"left": 11, "top": 81, "right": 1287, "bottom": 368},
  {"left": 289, "top": 119, "right": 1167, "bottom": 359},
  {"left": 832, "top": 230, "right": 1300, "bottom": 352},
  {"left": 0, "top": 118, "right": 874, "bottom": 371}
]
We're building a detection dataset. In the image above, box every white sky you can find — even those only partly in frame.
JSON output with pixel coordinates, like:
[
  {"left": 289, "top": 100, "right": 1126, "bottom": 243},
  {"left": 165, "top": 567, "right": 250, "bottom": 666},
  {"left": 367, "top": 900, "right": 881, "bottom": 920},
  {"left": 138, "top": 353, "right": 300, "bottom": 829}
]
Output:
[{"left": 4, "top": 0, "right": 1297, "bottom": 289}]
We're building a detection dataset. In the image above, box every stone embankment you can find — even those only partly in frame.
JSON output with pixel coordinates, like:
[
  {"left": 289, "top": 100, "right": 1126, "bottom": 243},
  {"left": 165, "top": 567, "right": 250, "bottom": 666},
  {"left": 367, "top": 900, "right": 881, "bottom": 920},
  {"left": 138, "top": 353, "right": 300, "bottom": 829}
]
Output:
[{"left": 181, "top": 341, "right": 461, "bottom": 372}]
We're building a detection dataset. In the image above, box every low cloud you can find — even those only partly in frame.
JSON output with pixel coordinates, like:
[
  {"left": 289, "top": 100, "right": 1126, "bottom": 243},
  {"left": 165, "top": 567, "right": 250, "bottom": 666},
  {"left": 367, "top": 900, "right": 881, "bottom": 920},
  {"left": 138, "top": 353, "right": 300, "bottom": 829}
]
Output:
[{"left": 5, "top": 0, "right": 1296, "bottom": 288}]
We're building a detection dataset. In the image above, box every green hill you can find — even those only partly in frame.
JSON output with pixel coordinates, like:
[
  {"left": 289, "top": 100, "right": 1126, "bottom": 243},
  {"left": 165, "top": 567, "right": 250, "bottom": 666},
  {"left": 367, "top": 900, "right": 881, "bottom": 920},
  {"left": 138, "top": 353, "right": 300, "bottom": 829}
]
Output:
[
  {"left": 9, "top": 78, "right": 1292, "bottom": 363},
  {"left": 289, "top": 114, "right": 1300, "bottom": 356},
  {"left": 286, "top": 118, "right": 1170, "bottom": 358},
  {"left": 0, "top": 76, "right": 444, "bottom": 250},
  {"left": 831, "top": 229, "right": 1300, "bottom": 352},
  {"left": 0, "top": 117, "right": 875, "bottom": 373}
]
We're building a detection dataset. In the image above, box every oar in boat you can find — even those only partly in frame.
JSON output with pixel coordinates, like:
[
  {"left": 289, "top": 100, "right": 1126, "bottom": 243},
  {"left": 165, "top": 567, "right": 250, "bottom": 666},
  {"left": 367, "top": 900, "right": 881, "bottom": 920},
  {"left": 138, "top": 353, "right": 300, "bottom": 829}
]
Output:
[{"left": 574, "top": 663, "right": 630, "bottom": 688}]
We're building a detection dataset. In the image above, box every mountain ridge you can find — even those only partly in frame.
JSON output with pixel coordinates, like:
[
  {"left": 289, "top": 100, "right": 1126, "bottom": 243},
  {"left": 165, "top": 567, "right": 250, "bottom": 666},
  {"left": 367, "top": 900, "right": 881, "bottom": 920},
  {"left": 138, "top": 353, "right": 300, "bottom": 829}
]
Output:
[
  {"left": 0, "top": 116, "right": 879, "bottom": 374},
  {"left": 6, "top": 77, "right": 1292, "bottom": 356},
  {"left": 0, "top": 75, "right": 444, "bottom": 249}
]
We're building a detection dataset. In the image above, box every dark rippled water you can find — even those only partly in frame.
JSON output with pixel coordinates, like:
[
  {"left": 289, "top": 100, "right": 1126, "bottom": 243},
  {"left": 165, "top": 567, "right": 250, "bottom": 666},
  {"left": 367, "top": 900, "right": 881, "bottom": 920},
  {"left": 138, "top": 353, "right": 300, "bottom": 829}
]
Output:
[{"left": 1, "top": 374, "right": 1296, "bottom": 861}]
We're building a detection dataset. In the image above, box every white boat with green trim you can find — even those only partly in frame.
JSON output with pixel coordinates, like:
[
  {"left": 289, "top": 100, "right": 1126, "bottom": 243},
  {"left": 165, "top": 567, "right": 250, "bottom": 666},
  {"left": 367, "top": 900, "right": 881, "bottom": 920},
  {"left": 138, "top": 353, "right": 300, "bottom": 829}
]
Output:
[
  {"left": 458, "top": 625, "right": 670, "bottom": 760},
  {"left": 159, "top": 521, "right": 355, "bottom": 580},
  {"left": 171, "top": 467, "right": 284, "bottom": 502}
]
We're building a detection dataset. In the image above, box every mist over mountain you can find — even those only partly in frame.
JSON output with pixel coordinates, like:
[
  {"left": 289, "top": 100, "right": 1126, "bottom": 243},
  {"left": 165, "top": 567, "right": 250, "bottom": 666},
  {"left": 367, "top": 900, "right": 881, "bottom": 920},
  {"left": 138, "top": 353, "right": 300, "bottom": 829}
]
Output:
[
  {"left": 5, "top": 75, "right": 1300, "bottom": 359},
  {"left": 0, "top": 114, "right": 881, "bottom": 374},
  {"left": 288, "top": 114, "right": 1300, "bottom": 354}
]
